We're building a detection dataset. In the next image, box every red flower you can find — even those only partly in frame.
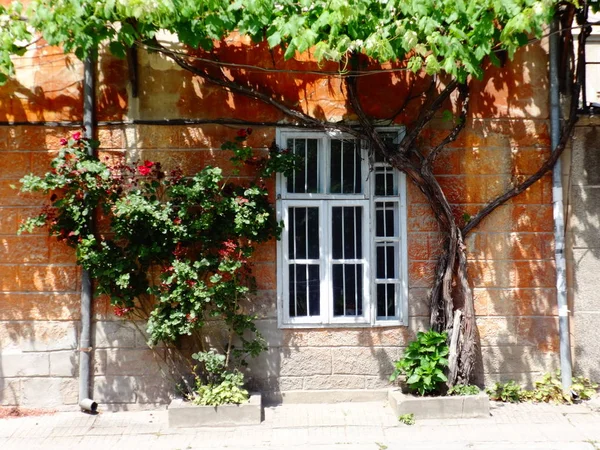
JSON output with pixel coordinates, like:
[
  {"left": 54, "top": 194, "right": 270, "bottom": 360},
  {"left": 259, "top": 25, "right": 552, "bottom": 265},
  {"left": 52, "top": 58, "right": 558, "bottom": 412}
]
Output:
[
  {"left": 218, "top": 239, "right": 238, "bottom": 258},
  {"left": 186, "top": 313, "right": 198, "bottom": 323},
  {"left": 143, "top": 160, "right": 154, "bottom": 168},
  {"left": 186, "top": 280, "right": 197, "bottom": 287},
  {"left": 236, "top": 196, "right": 249, "bottom": 205},
  {"left": 173, "top": 217, "right": 182, "bottom": 225},
  {"left": 60, "top": 138, "right": 68, "bottom": 146},
  {"left": 237, "top": 128, "right": 248, "bottom": 138},
  {"left": 246, "top": 128, "right": 253, "bottom": 136},
  {"left": 114, "top": 306, "right": 133, "bottom": 317},
  {"left": 72, "top": 132, "right": 81, "bottom": 141},
  {"left": 138, "top": 165, "right": 152, "bottom": 176}
]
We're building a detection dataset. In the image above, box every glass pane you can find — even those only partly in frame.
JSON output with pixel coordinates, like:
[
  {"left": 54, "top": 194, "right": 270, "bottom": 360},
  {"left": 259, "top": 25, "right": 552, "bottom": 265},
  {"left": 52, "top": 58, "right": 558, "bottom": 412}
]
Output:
[
  {"left": 377, "top": 284, "right": 396, "bottom": 318},
  {"left": 306, "top": 139, "right": 319, "bottom": 193},
  {"left": 289, "top": 264, "right": 320, "bottom": 317},
  {"left": 286, "top": 138, "right": 319, "bottom": 193},
  {"left": 375, "top": 202, "right": 396, "bottom": 237},
  {"left": 331, "top": 140, "right": 362, "bottom": 194},
  {"left": 375, "top": 168, "right": 396, "bottom": 196},
  {"left": 288, "top": 207, "right": 319, "bottom": 260},
  {"left": 376, "top": 244, "right": 397, "bottom": 279},
  {"left": 330, "top": 140, "right": 342, "bottom": 194},
  {"left": 332, "top": 264, "right": 363, "bottom": 317},
  {"left": 332, "top": 206, "right": 362, "bottom": 260}
]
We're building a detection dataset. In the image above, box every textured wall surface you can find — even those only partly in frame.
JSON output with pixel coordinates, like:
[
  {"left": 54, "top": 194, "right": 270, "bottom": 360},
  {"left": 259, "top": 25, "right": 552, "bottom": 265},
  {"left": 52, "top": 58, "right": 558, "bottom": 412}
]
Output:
[
  {"left": 566, "top": 117, "right": 600, "bottom": 383},
  {"left": 0, "top": 37, "right": 561, "bottom": 409}
]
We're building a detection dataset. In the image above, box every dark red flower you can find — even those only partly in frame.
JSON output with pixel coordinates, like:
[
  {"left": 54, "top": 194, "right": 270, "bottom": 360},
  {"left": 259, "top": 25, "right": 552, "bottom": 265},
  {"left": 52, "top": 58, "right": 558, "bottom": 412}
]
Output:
[
  {"left": 246, "top": 128, "right": 253, "bottom": 136},
  {"left": 60, "top": 138, "right": 68, "bottom": 146},
  {"left": 237, "top": 128, "right": 248, "bottom": 138}
]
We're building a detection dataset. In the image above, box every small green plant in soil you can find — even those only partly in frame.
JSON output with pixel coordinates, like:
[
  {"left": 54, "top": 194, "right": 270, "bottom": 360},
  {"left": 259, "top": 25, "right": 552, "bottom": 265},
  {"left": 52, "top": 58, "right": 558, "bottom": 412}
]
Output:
[
  {"left": 398, "top": 413, "right": 415, "bottom": 425},
  {"left": 189, "top": 350, "right": 249, "bottom": 406},
  {"left": 390, "top": 330, "right": 449, "bottom": 396},
  {"left": 447, "top": 384, "right": 480, "bottom": 396},
  {"left": 486, "top": 380, "right": 523, "bottom": 403}
]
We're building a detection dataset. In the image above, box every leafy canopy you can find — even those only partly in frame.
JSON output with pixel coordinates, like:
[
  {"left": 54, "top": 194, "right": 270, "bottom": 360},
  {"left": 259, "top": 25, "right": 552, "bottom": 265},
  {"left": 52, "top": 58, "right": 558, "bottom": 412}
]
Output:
[{"left": 1, "top": 0, "right": 554, "bottom": 83}]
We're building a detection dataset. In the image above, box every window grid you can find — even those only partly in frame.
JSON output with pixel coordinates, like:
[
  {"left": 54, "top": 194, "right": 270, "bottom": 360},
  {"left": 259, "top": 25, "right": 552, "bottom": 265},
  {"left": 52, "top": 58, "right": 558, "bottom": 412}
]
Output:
[{"left": 277, "top": 128, "right": 407, "bottom": 328}]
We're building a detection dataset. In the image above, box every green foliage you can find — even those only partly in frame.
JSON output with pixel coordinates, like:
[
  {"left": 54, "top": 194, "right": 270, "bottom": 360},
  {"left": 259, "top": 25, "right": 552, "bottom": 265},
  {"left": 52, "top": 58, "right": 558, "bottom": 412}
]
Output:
[
  {"left": 1, "top": 0, "right": 555, "bottom": 84},
  {"left": 486, "top": 373, "right": 598, "bottom": 404},
  {"left": 447, "top": 384, "right": 480, "bottom": 396},
  {"left": 398, "top": 413, "right": 415, "bottom": 425},
  {"left": 486, "top": 380, "right": 523, "bottom": 403},
  {"left": 390, "top": 330, "right": 449, "bottom": 396},
  {"left": 190, "top": 350, "right": 249, "bottom": 406},
  {"left": 572, "top": 375, "right": 598, "bottom": 401},
  {"left": 18, "top": 131, "right": 295, "bottom": 355}
]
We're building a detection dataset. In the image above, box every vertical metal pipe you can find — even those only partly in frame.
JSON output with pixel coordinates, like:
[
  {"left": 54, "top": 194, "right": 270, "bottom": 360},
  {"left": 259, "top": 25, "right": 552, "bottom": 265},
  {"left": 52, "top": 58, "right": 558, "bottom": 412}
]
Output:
[
  {"left": 550, "top": 18, "right": 573, "bottom": 393},
  {"left": 79, "top": 52, "right": 98, "bottom": 413}
]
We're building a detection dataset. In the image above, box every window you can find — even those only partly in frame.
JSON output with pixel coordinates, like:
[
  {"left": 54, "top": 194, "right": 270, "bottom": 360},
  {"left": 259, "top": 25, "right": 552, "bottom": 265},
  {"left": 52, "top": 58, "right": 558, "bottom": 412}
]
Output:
[{"left": 276, "top": 128, "right": 408, "bottom": 327}]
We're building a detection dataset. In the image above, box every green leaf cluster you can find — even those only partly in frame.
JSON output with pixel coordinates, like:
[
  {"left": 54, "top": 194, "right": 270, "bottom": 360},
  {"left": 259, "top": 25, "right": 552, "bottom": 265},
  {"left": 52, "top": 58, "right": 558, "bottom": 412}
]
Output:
[
  {"left": 18, "top": 131, "right": 289, "bottom": 359},
  {"left": 1, "top": 0, "right": 556, "bottom": 84},
  {"left": 486, "top": 372, "right": 599, "bottom": 404},
  {"left": 390, "top": 329, "right": 449, "bottom": 396},
  {"left": 190, "top": 350, "right": 249, "bottom": 406},
  {"left": 447, "top": 383, "right": 480, "bottom": 396}
]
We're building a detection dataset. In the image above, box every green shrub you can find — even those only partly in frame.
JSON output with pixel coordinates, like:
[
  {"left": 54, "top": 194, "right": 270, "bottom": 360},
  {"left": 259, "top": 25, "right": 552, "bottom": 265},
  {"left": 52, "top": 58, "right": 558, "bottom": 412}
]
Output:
[
  {"left": 572, "top": 375, "right": 598, "bottom": 401},
  {"left": 486, "top": 381, "right": 523, "bottom": 403},
  {"left": 448, "top": 384, "right": 480, "bottom": 396},
  {"left": 189, "top": 350, "right": 249, "bottom": 406},
  {"left": 390, "top": 330, "right": 449, "bottom": 396}
]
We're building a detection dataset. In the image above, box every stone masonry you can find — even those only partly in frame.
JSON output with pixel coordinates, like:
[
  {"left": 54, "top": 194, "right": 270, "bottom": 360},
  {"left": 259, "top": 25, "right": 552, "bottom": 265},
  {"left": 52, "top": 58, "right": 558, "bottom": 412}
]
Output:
[{"left": 0, "top": 35, "right": 564, "bottom": 409}]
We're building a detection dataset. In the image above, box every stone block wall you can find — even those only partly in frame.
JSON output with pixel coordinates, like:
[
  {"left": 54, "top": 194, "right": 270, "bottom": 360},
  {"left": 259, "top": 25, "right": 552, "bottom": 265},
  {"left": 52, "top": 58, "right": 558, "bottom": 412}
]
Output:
[
  {"left": 566, "top": 117, "right": 600, "bottom": 382},
  {"left": 0, "top": 38, "right": 563, "bottom": 409}
]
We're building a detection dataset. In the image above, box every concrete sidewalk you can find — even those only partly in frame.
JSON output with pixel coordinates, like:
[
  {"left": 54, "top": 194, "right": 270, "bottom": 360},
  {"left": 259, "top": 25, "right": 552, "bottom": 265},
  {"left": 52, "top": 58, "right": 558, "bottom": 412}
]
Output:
[{"left": 1, "top": 399, "right": 600, "bottom": 450}]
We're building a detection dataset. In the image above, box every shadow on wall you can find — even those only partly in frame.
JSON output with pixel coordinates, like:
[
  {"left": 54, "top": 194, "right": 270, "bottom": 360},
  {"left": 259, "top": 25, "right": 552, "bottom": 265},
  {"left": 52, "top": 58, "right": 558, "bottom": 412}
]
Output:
[{"left": 567, "top": 123, "right": 600, "bottom": 383}]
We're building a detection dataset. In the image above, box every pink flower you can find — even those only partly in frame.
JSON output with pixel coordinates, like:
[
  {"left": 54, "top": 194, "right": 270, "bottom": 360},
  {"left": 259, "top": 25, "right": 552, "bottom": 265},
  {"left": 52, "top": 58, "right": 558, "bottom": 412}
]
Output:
[
  {"left": 138, "top": 166, "right": 152, "bottom": 176},
  {"left": 60, "top": 138, "right": 68, "bottom": 146},
  {"left": 72, "top": 132, "right": 81, "bottom": 141},
  {"left": 143, "top": 160, "right": 154, "bottom": 168}
]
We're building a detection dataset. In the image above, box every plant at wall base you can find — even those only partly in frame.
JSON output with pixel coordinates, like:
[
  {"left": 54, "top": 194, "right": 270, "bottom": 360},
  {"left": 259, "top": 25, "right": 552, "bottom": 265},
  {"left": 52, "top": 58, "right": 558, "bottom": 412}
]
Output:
[
  {"left": 390, "top": 330, "right": 449, "bottom": 396},
  {"left": 447, "top": 384, "right": 480, "bottom": 396},
  {"left": 572, "top": 376, "right": 598, "bottom": 401},
  {"left": 17, "top": 131, "right": 298, "bottom": 387},
  {"left": 189, "top": 350, "right": 249, "bottom": 406},
  {"left": 486, "top": 381, "right": 523, "bottom": 403}
]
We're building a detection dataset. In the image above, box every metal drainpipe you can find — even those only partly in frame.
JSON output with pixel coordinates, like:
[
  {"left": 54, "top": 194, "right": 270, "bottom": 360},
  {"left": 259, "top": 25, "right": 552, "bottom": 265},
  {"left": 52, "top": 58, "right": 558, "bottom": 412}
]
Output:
[
  {"left": 550, "top": 18, "right": 573, "bottom": 393},
  {"left": 79, "top": 51, "right": 98, "bottom": 413}
]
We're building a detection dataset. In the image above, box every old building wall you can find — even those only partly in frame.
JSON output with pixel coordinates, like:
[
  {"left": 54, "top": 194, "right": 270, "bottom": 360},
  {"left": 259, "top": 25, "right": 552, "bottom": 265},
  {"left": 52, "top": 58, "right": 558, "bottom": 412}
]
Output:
[
  {"left": 566, "top": 116, "right": 600, "bottom": 383},
  {"left": 0, "top": 37, "right": 560, "bottom": 409}
]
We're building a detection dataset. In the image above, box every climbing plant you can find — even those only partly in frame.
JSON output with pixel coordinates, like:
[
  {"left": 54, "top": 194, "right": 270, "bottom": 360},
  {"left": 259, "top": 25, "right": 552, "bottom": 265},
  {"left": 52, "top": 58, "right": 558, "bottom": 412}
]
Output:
[
  {"left": 2, "top": 0, "right": 587, "bottom": 385},
  {"left": 19, "top": 130, "right": 299, "bottom": 368}
]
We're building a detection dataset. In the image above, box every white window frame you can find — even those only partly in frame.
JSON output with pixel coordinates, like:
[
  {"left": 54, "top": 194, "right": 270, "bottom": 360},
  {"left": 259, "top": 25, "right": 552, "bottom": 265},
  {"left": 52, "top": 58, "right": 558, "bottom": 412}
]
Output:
[{"left": 276, "top": 127, "right": 408, "bottom": 328}]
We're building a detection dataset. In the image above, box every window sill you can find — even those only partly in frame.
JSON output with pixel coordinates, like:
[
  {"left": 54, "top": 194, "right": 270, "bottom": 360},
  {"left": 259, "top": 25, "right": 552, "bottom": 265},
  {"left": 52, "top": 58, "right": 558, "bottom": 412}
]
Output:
[{"left": 278, "top": 320, "right": 407, "bottom": 330}]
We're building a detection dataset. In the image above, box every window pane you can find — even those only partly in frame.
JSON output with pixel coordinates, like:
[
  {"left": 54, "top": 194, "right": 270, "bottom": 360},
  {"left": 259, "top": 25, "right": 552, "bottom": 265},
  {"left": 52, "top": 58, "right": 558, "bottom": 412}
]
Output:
[
  {"left": 376, "top": 244, "right": 397, "bottom": 279},
  {"left": 331, "top": 140, "right": 362, "bottom": 194},
  {"left": 289, "top": 264, "right": 320, "bottom": 317},
  {"left": 288, "top": 207, "right": 319, "bottom": 260},
  {"left": 332, "top": 263, "right": 363, "bottom": 316},
  {"left": 377, "top": 284, "right": 396, "bottom": 318},
  {"left": 375, "top": 202, "right": 396, "bottom": 237},
  {"left": 332, "top": 206, "right": 362, "bottom": 259},
  {"left": 286, "top": 138, "right": 319, "bottom": 193},
  {"left": 375, "top": 167, "right": 396, "bottom": 196}
]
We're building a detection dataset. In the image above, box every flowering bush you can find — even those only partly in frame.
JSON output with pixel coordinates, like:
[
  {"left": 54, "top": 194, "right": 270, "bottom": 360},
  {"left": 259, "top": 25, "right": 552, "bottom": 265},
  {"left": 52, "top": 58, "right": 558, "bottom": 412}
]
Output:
[{"left": 19, "top": 130, "right": 299, "bottom": 366}]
